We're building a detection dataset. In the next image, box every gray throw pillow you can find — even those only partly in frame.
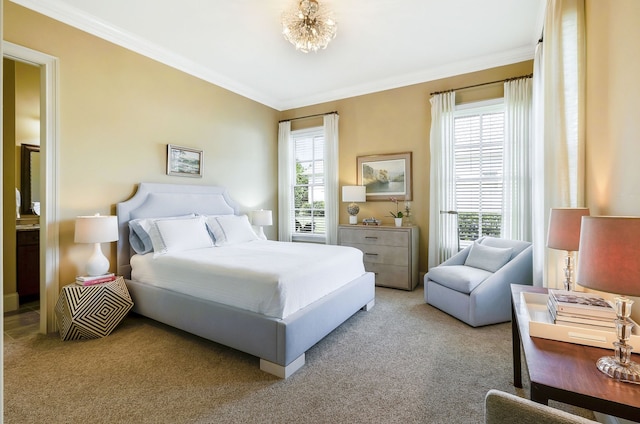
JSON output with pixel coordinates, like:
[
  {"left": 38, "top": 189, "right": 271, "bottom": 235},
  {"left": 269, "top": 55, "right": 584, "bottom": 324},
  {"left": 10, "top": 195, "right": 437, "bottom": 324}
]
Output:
[{"left": 464, "top": 242, "right": 513, "bottom": 273}]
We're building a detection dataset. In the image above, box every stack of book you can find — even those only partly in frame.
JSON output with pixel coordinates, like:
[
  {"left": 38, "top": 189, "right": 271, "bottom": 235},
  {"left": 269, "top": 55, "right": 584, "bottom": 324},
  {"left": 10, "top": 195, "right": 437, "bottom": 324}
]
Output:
[
  {"left": 75, "top": 273, "right": 117, "bottom": 286},
  {"left": 547, "top": 289, "right": 617, "bottom": 330}
]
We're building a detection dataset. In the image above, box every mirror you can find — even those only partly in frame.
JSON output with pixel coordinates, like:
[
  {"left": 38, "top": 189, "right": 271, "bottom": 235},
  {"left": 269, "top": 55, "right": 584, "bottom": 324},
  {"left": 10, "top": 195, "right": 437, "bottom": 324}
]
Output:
[{"left": 20, "top": 144, "right": 40, "bottom": 215}]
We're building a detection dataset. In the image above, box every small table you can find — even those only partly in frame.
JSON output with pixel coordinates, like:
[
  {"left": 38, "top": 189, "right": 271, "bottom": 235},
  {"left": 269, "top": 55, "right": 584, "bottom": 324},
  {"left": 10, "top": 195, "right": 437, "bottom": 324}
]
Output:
[
  {"left": 511, "top": 284, "right": 640, "bottom": 421},
  {"left": 55, "top": 276, "right": 133, "bottom": 340}
]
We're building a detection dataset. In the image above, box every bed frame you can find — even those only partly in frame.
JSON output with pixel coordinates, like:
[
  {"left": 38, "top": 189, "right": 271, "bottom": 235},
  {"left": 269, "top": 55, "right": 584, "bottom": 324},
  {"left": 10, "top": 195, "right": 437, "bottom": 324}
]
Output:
[{"left": 116, "top": 182, "right": 375, "bottom": 378}]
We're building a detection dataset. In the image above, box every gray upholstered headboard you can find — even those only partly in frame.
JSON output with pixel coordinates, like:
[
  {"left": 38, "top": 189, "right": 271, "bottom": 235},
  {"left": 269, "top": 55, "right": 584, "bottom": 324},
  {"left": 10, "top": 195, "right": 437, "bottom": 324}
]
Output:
[{"left": 116, "top": 183, "right": 240, "bottom": 278}]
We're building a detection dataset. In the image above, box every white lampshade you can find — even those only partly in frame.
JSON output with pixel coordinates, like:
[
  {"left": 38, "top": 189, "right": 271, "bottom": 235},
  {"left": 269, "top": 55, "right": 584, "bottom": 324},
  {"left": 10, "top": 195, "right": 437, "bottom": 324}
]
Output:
[
  {"left": 75, "top": 214, "right": 119, "bottom": 276},
  {"left": 251, "top": 209, "right": 273, "bottom": 227},
  {"left": 547, "top": 208, "right": 590, "bottom": 251},
  {"left": 577, "top": 216, "right": 640, "bottom": 297},
  {"left": 342, "top": 186, "right": 366, "bottom": 202},
  {"left": 75, "top": 214, "right": 119, "bottom": 244}
]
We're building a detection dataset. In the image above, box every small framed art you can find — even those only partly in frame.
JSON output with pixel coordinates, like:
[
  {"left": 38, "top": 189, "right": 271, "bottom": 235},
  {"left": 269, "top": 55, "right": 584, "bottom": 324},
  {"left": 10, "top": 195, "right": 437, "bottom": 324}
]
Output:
[
  {"left": 357, "top": 152, "right": 412, "bottom": 201},
  {"left": 167, "top": 144, "right": 203, "bottom": 178}
]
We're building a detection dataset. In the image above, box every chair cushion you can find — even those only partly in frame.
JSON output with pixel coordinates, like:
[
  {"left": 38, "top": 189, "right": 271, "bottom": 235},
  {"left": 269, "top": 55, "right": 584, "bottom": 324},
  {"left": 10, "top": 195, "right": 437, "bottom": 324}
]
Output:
[
  {"left": 480, "top": 236, "right": 530, "bottom": 258},
  {"left": 465, "top": 242, "right": 513, "bottom": 272},
  {"left": 427, "top": 265, "right": 493, "bottom": 294}
]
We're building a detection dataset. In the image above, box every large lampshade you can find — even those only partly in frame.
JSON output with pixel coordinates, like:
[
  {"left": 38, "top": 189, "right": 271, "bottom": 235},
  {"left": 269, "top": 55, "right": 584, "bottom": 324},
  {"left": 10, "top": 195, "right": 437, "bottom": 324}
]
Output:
[
  {"left": 75, "top": 214, "right": 119, "bottom": 276},
  {"left": 577, "top": 216, "right": 640, "bottom": 296},
  {"left": 576, "top": 216, "right": 640, "bottom": 384}
]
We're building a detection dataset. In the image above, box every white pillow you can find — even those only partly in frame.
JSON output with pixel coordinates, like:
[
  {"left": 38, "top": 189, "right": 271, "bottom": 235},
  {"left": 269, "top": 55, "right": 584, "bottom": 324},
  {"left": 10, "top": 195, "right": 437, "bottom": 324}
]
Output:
[
  {"left": 206, "top": 214, "right": 259, "bottom": 246},
  {"left": 129, "top": 213, "right": 195, "bottom": 254},
  {"left": 149, "top": 216, "right": 213, "bottom": 256},
  {"left": 464, "top": 242, "right": 513, "bottom": 273}
]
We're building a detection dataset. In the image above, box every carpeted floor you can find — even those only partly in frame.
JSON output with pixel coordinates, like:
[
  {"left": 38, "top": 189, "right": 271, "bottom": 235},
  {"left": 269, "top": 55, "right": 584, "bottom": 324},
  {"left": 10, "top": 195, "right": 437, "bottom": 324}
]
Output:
[{"left": 4, "top": 286, "right": 595, "bottom": 423}]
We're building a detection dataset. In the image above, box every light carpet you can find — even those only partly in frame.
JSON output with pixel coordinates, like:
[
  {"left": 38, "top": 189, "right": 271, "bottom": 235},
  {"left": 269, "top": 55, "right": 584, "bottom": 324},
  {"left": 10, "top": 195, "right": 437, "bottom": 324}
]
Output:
[{"left": 4, "top": 286, "right": 595, "bottom": 423}]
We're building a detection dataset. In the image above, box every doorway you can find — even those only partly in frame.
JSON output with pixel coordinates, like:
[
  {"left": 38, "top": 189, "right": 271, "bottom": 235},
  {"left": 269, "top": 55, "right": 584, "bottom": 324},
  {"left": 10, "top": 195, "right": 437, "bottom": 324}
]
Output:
[{"left": 3, "top": 41, "right": 60, "bottom": 334}]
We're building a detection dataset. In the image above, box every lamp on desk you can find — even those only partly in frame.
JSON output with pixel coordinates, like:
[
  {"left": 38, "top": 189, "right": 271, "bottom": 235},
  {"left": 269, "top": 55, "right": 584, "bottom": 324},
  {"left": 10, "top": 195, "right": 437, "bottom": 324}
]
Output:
[
  {"left": 547, "top": 208, "right": 590, "bottom": 291},
  {"left": 577, "top": 216, "right": 640, "bottom": 384},
  {"left": 75, "top": 213, "right": 119, "bottom": 276},
  {"left": 251, "top": 209, "right": 272, "bottom": 240},
  {"left": 342, "top": 185, "right": 366, "bottom": 225}
]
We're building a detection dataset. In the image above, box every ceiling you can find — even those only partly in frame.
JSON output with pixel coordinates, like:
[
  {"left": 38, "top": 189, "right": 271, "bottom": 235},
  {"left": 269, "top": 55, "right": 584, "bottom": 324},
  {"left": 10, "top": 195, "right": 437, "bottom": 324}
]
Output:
[{"left": 13, "top": 0, "right": 545, "bottom": 111}]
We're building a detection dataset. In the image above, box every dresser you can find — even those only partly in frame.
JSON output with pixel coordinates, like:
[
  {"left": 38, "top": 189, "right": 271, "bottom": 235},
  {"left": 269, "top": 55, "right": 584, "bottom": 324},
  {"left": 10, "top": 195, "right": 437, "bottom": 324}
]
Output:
[{"left": 338, "top": 225, "right": 419, "bottom": 291}]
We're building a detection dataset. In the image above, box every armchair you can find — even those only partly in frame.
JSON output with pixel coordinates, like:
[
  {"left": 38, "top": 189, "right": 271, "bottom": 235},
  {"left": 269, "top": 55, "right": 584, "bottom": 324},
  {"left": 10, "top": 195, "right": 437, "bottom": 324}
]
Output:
[
  {"left": 424, "top": 237, "right": 533, "bottom": 327},
  {"left": 484, "top": 390, "right": 595, "bottom": 424}
]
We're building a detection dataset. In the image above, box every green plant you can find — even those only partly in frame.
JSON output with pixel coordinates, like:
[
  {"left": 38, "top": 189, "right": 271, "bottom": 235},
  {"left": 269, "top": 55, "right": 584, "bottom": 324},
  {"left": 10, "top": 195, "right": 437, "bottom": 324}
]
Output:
[{"left": 389, "top": 197, "right": 404, "bottom": 218}]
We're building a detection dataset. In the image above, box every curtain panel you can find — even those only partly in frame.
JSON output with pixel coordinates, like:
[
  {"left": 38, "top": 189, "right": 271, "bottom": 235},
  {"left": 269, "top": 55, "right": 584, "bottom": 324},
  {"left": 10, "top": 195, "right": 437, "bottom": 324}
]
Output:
[
  {"left": 502, "top": 77, "right": 534, "bottom": 242},
  {"left": 277, "top": 121, "right": 293, "bottom": 242},
  {"left": 427, "top": 92, "right": 457, "bottom": 269},
  {"left": 323, "top": 113, "right": 339, "bottom": 245},
  {"left": 532, "top": 0, "right": 586, "bottom": 287}
]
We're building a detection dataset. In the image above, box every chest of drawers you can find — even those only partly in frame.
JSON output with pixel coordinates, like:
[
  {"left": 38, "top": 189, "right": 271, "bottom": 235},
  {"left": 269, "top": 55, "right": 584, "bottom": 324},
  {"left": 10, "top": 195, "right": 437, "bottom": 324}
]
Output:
[{"left": 338, "top": 225, "right": 419, "bottom": 291}]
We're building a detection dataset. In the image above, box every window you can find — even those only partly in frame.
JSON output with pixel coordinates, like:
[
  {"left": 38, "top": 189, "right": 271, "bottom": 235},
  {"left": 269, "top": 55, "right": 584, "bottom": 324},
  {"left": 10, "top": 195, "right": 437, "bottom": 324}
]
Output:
[
  {"left": 292, "top": 127, "right": 326, "bottom": 241},
  {"left": 454, "top": 100, "right": 504, "bottom": 249}
]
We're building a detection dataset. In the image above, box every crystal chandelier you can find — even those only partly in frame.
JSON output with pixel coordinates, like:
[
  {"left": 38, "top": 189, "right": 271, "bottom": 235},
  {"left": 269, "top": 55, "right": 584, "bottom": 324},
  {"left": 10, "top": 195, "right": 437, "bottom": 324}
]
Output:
[{"left": 282, "top": 0, "right": 337, "bottom": 53}]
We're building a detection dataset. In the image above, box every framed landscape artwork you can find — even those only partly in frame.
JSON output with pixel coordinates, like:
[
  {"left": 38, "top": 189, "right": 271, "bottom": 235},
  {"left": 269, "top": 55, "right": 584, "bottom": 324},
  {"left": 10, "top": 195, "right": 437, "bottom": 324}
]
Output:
[
  {"left": 167, "top": 144, "right": 203, "bottom": 178},
  {"left": 357, "top": 152, "right": 412, "bottom": 201}
]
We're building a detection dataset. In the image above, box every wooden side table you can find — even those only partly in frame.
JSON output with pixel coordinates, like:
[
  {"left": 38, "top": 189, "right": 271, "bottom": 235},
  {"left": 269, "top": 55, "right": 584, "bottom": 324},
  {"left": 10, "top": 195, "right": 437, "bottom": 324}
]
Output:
[
  {"left": 55, "top": 276, "right": 133, "bottom": 340},
  {"left": 511, "top": 284, "right": 640, "bottom": 422}
]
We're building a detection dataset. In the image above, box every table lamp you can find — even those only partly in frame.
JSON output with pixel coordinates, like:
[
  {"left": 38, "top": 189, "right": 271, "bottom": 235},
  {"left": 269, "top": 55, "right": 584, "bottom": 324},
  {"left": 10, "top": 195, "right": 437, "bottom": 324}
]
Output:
[
  {"left": 251, "top": 209, "right": 273, "bottom": 240},
  {"left": 546, "top": 207, "right": 590, "bottom": 291},
  {"left": 576, "top": 216, "right": 640, "bottom": 384},
  {"left": 75, "top": 214, "right": 119, "bottom": 276},
  {"left": 342, "top": 185, "right": 366, "bottom": 225}
]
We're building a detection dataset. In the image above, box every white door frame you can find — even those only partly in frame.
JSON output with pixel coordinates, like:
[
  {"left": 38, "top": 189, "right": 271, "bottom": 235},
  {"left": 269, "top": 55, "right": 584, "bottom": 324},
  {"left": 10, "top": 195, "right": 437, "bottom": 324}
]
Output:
[{"left": 3, "top": 41, "right": 60, "bottom": 334}]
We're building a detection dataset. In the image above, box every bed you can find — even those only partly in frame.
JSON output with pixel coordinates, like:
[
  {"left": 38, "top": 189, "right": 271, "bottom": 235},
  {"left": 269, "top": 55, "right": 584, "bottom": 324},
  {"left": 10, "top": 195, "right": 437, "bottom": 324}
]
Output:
[{"left": 116, "top": 182, "right": 375, "bottom": 378}]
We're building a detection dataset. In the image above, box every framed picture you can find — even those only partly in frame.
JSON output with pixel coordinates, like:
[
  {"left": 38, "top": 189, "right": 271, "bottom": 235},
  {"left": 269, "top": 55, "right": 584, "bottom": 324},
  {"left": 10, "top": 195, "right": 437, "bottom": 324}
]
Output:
[
  {"left": 357, "top": 152, "right": 412, "bottom": 201},
  {"left": 167, "top": 144, "right": 203, "bottom": 178}
]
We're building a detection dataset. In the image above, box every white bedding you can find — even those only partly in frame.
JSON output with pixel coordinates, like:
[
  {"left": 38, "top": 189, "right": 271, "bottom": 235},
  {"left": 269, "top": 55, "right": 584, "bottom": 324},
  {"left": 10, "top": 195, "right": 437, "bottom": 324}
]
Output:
[{"left": 130, "top": 240, "right": 366, "bottom": 319}]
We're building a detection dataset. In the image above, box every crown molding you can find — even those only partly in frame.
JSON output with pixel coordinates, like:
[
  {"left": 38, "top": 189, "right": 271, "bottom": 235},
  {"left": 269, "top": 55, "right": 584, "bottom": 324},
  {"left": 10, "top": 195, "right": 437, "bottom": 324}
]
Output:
[
  {"left": 11, "top": 0, "right": 537, "bottom": 111},
  {"left": 277, "top": 46, "right": 535, "bottom": 110},
  {"left": 10, "top": 0, "right": 281, "bottom": 109}
]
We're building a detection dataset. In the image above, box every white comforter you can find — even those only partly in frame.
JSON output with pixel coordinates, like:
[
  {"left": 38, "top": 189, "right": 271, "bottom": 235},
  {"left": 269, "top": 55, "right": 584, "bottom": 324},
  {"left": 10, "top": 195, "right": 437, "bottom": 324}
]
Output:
[{"left": 131, "top": 240, "right": 366, "bottom": 319}]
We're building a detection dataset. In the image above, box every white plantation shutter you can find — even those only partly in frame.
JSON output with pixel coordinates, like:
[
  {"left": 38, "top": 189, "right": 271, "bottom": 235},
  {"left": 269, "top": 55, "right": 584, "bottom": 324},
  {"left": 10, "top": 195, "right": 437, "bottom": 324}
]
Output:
[
  {"left": 454, "top": 103, "right": 504, "bottom": 248},
  {"left": 292, "top": 127, "right": 326, "bottom": 241}
]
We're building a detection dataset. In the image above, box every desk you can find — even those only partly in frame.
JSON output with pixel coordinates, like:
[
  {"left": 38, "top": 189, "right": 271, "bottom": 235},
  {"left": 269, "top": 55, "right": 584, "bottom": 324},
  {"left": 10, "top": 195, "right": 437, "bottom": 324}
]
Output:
[{"left": 511, "top": 284, "right": 640, "bottom": 422}]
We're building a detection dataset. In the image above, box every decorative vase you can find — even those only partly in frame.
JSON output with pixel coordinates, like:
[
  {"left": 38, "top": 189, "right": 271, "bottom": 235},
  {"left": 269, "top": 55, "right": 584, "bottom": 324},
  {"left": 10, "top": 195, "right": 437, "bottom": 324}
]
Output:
[{"left": 394, "top": 217, "right": 403, "bottom": 227}]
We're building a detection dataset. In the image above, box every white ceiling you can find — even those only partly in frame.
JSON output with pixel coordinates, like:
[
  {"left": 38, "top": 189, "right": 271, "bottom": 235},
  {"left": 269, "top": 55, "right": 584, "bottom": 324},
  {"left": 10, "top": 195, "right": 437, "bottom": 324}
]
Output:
[{"left": 13, "top": 0, "right": 545, "bottom": 111}]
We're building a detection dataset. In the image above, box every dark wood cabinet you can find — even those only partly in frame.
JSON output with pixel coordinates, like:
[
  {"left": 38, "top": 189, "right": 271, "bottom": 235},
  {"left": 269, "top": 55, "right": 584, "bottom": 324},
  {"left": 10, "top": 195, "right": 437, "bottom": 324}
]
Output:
[{"left": 16, "top": 228, "right": 40, "bottom": 303}]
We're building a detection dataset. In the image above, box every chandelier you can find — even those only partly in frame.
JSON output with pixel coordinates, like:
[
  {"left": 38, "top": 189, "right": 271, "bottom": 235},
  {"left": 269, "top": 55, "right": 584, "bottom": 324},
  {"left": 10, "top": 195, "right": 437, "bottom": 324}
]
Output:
[{"left": 282, "top": 0, "right": 337, "bottom": 53}]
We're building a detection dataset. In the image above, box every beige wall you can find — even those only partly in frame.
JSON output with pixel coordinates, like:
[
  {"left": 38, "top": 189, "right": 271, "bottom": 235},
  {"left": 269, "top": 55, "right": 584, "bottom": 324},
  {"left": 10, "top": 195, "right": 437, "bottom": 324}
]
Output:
[
  {"left": 4, "top": 1, "right": 279, "bottom": 285},
  {"left": 280, "top": 62, "right": 534, "bottom": 274},
  {"left": 2, "top": 58, "right": 18, "bottom": 300},
  {"left": 585, "top": 0, "right": 640, "bottom": 321}
]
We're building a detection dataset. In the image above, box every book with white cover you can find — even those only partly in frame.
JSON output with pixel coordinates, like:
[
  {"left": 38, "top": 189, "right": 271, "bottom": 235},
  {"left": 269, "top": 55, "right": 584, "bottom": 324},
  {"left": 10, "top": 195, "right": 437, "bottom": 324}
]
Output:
[{"left": 548, "top": 289, "right": 616, "bottom": 319}]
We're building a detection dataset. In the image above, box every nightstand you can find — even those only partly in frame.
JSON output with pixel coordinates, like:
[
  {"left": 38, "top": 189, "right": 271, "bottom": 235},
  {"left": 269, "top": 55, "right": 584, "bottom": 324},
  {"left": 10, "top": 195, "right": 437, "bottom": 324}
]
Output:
[
  {"left": 55, "top": 276, "right": 133, "bottom": 340},
  {"left": 338, "top": 225, "right": 419, "bottom": 290}
]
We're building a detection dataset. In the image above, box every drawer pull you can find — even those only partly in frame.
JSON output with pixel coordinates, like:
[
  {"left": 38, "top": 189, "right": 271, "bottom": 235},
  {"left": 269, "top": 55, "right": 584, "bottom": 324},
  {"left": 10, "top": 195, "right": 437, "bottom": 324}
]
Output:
[
  {"left": 365, "top": 236, "right": 378, "bottom": 240},
  {"left": 365, "top": 253, "right": 378, "bottom": 256}
]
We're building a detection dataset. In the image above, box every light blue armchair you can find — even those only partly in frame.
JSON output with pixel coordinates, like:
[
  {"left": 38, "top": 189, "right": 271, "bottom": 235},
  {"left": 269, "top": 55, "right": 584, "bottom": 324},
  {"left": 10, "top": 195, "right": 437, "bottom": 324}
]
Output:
[
  {"left": 424, "top": 236, "right": 533, "bottom": 327},
  {"left": 485, "top": 390, "right": 596, "bottom": 423}
]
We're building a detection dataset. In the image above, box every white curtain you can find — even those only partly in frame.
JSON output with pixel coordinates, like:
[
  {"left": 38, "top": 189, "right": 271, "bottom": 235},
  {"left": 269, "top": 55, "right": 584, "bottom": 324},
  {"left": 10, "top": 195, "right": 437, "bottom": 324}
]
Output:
[
  {"left": 277, "top": 121, "right": 293, "bottom": 242},
  {"left": 428, "top": 92, "right": 457, "bottom": 269},
  {"left": 531, "top": 0, "right": 586, "bottom": 287},
  {"left": 502, "top": 77, "right": 533, "bottom": 241},
  {"left": 323, "top": 113, "right": 339, "bottom": 245}
]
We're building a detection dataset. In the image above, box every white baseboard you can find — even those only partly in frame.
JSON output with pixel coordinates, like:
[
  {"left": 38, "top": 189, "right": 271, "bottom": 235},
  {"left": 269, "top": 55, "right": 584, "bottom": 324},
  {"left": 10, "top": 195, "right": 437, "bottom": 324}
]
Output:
[{"left": 4, "top": 292, "right": 19, "bottom": 312}]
